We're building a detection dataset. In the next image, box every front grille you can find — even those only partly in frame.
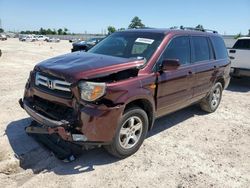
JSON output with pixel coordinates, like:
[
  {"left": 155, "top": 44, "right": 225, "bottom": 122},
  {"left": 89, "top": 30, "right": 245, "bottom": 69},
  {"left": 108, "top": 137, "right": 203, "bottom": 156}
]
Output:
[
  {"left": 33, "top": 96, "right": 75, "bottom": 122},
  {"left": 35, "top": 72, "right": 73, "bottom": 98}
]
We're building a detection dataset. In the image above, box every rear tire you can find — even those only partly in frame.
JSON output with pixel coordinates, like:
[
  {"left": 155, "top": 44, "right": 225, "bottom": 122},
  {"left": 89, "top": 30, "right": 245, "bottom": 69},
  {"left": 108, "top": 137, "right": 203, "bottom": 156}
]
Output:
[
  {"left": 200, "top": 82, "right": 223, "bottom": 113},
  {"left": 105, "top": 107, "right": 148, "bottom": 158}
]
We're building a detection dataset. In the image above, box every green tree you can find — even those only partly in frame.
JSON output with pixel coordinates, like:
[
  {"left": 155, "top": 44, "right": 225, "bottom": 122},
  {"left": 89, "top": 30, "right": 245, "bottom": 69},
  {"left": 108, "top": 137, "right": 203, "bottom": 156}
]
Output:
[
  {"left": 118, "top": 28, "right": 126, "bottom": 31},
  {"left": 46, "top": 28, "right": 53, "bottom": 35},
  {"left": 57, "top": 28, "right": 63, "bottom": 35},
  {"left": 39, "top": 27, "right": 47, "bottom": 35},
  {"left": 128, "top": 16, "right": 145, "bottom": 29},
  {"left": 52, "top": 29, "right": 57, "bottom": 35},
  {"left": 234, "top": 33, "right": 242, "bottom": 39},
  {"left": 107, "top": 26, "right": 116, "bottom": 34},
  {"left": 0, "top": 28, "right": 4, "bottom": 33},
  {"left": 195, "top": 24, "right": 204, "bottom": 31},
  {"left": 63, "top": 28, "right": 68, "bottom": 35}
]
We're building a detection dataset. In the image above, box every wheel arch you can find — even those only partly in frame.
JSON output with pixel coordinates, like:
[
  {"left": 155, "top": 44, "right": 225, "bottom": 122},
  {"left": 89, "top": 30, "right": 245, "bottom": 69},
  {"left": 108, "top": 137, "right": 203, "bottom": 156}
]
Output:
[
  {"left": 216, "top": 77, "right": 225, "bottom": 89},
  {"left": 124, "top": 98, "right": 155, "bottom": 131}
]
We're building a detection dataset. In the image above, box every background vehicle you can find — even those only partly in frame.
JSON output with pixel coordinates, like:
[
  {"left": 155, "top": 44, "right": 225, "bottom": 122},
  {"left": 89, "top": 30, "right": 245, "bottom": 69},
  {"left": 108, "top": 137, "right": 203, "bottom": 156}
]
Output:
[
  {"left": 45, "top": 37, "right": 60, "bottom": 43},
  {"left": 71, "top": 37, "right": 104, "bottom": 52},
  {"left": 69, "top": 38, "right": 81, "bottom": 43},
  {"left": 0, "top": 34, "right": 7, "bottom": 41},
  {"left": 20, "top": 35, "right": 36, "bottom": 42},
  {"left": 35, "top": 35, "right": 49, "bottom": 41},
  {"left": 20, "top": 28, "right": 230, "bottom": 158},
  {"left": 228, "top": 37, "right": 250, "bottom": 77}
]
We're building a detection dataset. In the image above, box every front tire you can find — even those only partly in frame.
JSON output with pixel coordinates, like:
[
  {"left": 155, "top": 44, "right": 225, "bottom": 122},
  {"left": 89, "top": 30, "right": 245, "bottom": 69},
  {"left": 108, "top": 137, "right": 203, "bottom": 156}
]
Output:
[
  {"left": 105, "top": 107, "right": 148, "bottom": 158},
  {"left": 200, "top": 82, "right": 223, "bottom": 113}
]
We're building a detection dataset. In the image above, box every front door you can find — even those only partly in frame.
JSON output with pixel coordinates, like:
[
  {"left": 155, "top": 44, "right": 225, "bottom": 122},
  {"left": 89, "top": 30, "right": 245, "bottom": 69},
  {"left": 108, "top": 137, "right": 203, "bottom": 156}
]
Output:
[{"left": 156, "top": 36, "right": 195, "bottom": 117}]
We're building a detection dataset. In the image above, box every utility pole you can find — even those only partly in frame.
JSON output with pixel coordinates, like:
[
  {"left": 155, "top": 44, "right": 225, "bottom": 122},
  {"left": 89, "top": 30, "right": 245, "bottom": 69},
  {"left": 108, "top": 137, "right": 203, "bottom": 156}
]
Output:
[{"left": 0, "top": 18, "right": 2, "bottom": 29}]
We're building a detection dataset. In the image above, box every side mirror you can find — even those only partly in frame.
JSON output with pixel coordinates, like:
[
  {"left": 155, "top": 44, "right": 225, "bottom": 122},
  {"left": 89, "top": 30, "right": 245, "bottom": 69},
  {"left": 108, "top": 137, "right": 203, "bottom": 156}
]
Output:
[{"left": 161, "top": 59, "right": 180, "bottom": 71}]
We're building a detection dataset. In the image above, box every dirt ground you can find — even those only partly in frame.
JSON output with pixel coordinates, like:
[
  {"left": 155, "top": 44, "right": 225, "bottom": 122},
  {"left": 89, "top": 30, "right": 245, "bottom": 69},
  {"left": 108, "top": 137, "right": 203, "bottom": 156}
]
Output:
[{"left": 0, "top": 38, "right": 249, "bottom": 188}]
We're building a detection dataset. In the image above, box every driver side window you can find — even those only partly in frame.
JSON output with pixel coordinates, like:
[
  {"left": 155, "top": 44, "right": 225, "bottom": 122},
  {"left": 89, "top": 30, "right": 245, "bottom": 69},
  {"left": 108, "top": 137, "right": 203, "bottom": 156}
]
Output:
[{"left": 160, "top": 36, "right": 191, "bottom": 65}]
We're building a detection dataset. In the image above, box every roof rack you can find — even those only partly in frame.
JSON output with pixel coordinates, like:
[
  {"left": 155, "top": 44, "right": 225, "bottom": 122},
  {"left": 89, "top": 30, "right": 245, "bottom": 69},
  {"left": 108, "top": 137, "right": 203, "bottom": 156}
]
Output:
[{"left": 179, "top": 26, "right": 218, "bottom": 33}]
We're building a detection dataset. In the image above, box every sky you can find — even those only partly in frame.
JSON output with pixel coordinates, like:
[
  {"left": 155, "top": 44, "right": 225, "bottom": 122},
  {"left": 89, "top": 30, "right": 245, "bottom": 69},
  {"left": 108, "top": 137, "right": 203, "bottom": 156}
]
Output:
[{"left": 0, "top": 0, "right": 249, "bottom": 35}]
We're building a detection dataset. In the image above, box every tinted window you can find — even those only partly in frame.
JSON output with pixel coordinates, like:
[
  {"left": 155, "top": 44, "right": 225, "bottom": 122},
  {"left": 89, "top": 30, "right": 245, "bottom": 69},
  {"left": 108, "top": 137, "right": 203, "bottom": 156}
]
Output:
[
  {"left": 211, "top": 36, "right": 228, "bottom": 59},
  {"left": 161, "top": 36, "right": 190, "bottom": 65},
  {"left": 192, "top": 36, "right": 210, "bottom": 62},
  {"left": 232, "top": 39, "right": 250, "bottom": 49}
]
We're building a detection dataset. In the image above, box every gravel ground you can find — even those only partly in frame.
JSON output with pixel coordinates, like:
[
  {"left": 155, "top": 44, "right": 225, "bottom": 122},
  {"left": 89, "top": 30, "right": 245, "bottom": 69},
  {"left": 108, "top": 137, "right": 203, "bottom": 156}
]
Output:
[{"left": 0, "top": 39, "right": 249, "bottom": 188}]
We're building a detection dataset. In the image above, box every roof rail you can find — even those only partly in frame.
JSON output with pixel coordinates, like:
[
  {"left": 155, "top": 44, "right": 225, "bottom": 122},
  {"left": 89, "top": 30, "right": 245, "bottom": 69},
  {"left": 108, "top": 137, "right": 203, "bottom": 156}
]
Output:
[{"left": 179, "top": 26, "right": 218, "bottom": 33}]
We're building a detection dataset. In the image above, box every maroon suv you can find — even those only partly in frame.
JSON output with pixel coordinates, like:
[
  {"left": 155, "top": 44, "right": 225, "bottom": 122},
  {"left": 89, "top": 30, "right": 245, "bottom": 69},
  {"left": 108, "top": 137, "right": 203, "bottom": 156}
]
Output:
[{"left": 20, "top": 28, "right": 230, "bottom": 158}]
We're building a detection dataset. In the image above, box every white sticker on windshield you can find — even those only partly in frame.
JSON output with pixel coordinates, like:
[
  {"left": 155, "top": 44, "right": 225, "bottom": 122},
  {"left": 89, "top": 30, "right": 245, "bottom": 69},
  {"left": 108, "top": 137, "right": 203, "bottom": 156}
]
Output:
[{"left": 135, "top": 38, "right": 154, "bottom": 44}]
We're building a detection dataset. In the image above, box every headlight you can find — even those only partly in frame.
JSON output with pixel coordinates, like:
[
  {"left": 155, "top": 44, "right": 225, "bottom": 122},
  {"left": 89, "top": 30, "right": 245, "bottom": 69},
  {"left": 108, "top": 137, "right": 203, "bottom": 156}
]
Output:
[{"left": 78, "top": 81, "right": 106, "bottom": 101}]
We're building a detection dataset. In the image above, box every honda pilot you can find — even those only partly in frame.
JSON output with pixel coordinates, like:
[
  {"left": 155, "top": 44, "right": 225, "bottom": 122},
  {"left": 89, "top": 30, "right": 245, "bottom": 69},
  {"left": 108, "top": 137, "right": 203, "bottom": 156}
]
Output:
[{"left": 20, "top": 28, "right": 230, "bottom": 158}]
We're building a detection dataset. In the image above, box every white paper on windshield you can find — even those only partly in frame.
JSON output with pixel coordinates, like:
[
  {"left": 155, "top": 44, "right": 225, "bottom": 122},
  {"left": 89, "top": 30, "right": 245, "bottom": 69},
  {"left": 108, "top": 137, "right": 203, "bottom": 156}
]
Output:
[{"left": 135, "top": 38, "right": 154, "bottom": 44}]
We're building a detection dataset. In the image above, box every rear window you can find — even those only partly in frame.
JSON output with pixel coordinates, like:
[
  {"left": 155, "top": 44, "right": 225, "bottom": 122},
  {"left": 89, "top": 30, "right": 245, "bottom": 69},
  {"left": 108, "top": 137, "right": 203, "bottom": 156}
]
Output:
[
  {"left": 192, "top": 36, "right": 210, "bottom": 62},
  {"left": 211, "top": 36, "right": 228, "bottom": 59},
  {"left": 232, "top": 39, "right": 250, "bottom": 49}
]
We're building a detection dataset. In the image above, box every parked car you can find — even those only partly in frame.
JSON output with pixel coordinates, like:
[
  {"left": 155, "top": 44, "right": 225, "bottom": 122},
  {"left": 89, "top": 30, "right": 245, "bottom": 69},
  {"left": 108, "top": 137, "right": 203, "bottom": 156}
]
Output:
[
  {"left": 228, "top": 37, "right": 250, "bottom": 77},
  {"left": 20, "top": 35, "right": 36, "bottom": 42},
  {"left": 35, "top": 35, "right": 49, "bottom": 41},
  {"left": 45, "top": 37, "right": 60, "bottom": 43},
  {"left": 19, "top": 28, "right": 230, "bottom": 158},
  {"left": 0, "top": 34, "right": 7, "bottom": 41},
  {"left": 71, "top": 37, "right": 104, "bottom": 52},
  {"left": 69, "top": 38, "right": 81, "bottom": 43}
]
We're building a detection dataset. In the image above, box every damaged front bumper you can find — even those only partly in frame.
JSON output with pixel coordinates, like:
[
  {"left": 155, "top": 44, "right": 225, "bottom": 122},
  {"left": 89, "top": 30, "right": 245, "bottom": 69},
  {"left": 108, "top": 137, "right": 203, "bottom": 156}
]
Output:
[
  {"left": 19, "top": 96, "right": 125, "bottom": 145},
  {"left": 19, "top": 98, "right": 83, "bottom": 142}
]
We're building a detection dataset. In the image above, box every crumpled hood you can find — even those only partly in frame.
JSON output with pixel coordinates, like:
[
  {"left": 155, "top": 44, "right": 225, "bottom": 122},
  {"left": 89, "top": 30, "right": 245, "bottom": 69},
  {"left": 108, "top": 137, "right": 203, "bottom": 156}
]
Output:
[{"left": 35, "top": 52, "right": 144, "bottom": 83}]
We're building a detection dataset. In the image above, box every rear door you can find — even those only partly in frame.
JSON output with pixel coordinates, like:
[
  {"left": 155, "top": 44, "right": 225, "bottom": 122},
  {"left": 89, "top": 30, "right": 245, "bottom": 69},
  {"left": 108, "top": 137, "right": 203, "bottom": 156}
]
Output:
[
  {"left": 156, "top": 36, "right": 195, "bottom": 117},
  {"left": 190, "top": 36, "right": 216, "bottom": 101}
]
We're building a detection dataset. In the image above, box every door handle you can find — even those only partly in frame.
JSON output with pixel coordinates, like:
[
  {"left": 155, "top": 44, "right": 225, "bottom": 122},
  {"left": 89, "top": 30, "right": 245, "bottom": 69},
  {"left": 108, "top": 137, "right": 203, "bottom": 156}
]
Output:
[{"left": 188, "top": 70, "right": 194, "bottom": 75}]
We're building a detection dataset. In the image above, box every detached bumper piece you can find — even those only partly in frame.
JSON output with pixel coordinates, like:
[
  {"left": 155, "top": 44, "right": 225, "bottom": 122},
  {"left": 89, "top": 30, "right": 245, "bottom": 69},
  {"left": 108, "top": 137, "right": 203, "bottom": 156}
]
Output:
[{"left": 27, "top": 121, "right": 83, "bottom": 162}]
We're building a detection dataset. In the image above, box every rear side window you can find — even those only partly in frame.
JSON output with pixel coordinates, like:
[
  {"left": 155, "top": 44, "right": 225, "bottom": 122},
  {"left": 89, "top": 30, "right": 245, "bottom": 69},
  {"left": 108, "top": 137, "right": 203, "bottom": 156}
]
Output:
[
  {"left": 232, "top": 39, "right": 250, "bottom": 49},
  {"left": 161, "top": 36, "right": 191, "bottom": 65},
  {"left": 211, "top": 36, "right": 228, "bottom": 59},
  {"left": 192, "top": 36, "right": 210, "bottom": 62}
]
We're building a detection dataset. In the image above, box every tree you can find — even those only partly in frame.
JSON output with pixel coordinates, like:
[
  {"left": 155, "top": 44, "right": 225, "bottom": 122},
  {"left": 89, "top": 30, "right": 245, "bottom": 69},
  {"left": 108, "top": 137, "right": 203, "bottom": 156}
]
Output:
[
  {"left": 63, "top": 28, "right": 68, "bottom": 35},
  {"left": 107, "top": 26, "right": 116, "bottom": 34},
  {"left": 248, "top": 29, "right": 250, "bottom": 36},
  {"left": 57, "top": 28, "right": 63, "bottom": 35},
  {"left": 195, "top": 24, "right": 204, "bottom": 31},
  {"left": 128, "top": 16, "right": 145, "bottom": 29},
  {"left": 234, "top": 33, "right": 242, "bottom": 39},
  {"left": 52, "top": 29, "right": 57, "bottom": 35},
  {"left": 39, "top": 27, "right": 46, "bottom": 35},
  {"left": 118, "top": 28, "right": 126, "bottom": 31},
  {"left": 46, "top": 28, "right": 53, "bottom": 35},
  {"left": 0, "top": 28, "right": 4, "bottom": 33}
]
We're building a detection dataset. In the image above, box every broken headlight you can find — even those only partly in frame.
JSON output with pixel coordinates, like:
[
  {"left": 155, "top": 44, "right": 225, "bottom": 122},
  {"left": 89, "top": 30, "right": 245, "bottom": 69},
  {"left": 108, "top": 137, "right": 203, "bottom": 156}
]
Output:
[{"left": 78, "top": 81, "right": 106, "bottom": 102}]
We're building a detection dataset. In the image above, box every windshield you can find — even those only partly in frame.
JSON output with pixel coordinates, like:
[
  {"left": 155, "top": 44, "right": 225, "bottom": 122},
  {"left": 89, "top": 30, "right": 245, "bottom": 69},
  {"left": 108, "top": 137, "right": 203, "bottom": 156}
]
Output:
[{"left": 88, "top": 32, "right": 164, "bottom": 62}]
